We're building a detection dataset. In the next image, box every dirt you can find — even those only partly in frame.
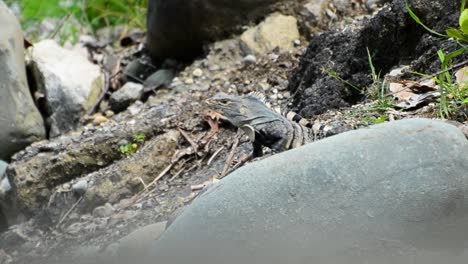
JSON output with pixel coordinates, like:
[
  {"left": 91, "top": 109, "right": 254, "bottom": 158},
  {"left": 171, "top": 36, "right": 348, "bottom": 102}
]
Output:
[{"left": 288, "top": 0, "right": 465, "bottom": 118}]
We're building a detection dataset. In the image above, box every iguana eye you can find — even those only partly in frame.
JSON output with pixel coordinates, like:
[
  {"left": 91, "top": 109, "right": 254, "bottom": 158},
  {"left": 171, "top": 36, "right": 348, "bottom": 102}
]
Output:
[{"left": 219, "top": 99, "right": 229, "bottom": 105}]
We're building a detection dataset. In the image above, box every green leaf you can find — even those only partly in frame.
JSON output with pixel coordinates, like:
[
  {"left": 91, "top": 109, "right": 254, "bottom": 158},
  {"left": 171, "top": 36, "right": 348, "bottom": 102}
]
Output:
[
  {"left": 446, "top": 28, "right": 468, "bottom": 42},
  {"left": 374, "top": 115, "right": 387, "bottom": 124},
  {"left": 463, "top": 0, "right": 466, "bottom": 12},
  {"left": 460, "top": 9, "right": 468, "bottom": 34},
  {"left": 404, "top": 0, "right": 446, "bottom": 38}
]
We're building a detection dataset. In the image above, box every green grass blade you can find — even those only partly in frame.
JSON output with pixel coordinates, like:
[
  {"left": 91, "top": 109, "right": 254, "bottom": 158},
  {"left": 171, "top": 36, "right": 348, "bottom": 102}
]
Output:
[{"left": 404, "top": 0, "right": 446, "bottom": 38}]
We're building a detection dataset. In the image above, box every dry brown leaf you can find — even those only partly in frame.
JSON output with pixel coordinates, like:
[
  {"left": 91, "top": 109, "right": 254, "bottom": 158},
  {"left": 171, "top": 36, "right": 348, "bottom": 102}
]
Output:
[
  {"left": 389, "top": 82, "right": 414, "bottom": 102},
  {"left": 455, "top": 67, "right": 468, "bottom": 90}
]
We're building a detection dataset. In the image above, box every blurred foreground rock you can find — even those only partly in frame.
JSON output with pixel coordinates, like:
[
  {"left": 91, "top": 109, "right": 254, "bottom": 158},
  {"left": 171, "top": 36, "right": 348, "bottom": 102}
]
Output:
[
  {"left": 0, "top": 2, "right": 46, "bottom": 161},
  {"left": 147, "top": 119, "right": 468, "bottom": 264}
]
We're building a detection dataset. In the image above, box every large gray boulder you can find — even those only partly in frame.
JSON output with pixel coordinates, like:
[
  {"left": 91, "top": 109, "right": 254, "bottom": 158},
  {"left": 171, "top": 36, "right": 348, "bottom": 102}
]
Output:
[
  {"left": 147, "top": 119, "right": 468, "bottom": 264},
  {"left": 146, "top": 0, "right": 300, "bottom": 60},
  {"left": 0, "top": 1, "right": 46, "bottom": 161}
]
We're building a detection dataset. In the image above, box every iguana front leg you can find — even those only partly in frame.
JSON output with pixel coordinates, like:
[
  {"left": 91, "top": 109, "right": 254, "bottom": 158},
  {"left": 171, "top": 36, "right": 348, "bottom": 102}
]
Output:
[{"left": 252, "top": 141, "right": 263, "bottom": 158}]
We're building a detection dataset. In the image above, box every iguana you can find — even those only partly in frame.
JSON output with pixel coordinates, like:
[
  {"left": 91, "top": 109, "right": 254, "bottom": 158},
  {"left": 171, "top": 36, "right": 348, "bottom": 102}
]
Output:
[{"left": 205, "top": 92, "right": 312, "bottom": 157}]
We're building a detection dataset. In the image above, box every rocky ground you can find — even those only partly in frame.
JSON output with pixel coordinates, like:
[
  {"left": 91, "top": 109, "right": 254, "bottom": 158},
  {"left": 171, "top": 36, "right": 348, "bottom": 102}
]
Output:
[{"left": 0, "top": 0, "right": 467, "bottom": 263}]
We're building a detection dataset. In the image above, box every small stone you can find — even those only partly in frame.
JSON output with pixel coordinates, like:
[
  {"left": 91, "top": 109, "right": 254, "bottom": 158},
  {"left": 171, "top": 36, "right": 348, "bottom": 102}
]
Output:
[
  {"left": 109, "top": 82, "right": 144, "bottom": 113},
  {"left": 294, "top": 39, "right": 301, "bottom": 46},
  {"left": 258, "top": 82, "right": 270, "bottom": 91},
  {"left": 209, "top": 65, "right": 220, "bottom": 71},
  {"left": 242, "top": 55, "right": 257, "bottom": 65},
  {"left": 283, "top": 91, "right": 291, "bottom": 98},
  {"left": 192, "top": 68, "right": 203, "bottom": 77},
  {"left": 184, "top": 78, "right": 194, "bottom": 85},
  {"left": 144, "top": 69, "right": 175, "bottom": 89},
  {"left": 92, "top": 113, "right": 108, "bottom": 126},
  {"left": 72, "top": 180, "right": 88, "bottom": 195},
  {"left": 273, "top": 88, "right": 278, "bottom": 94},
  {"left": 105, "top": 110, "right": 115, "bottom": 117},
  {"left": 93, "top": 203, "right": 114, "bottom": 218}
]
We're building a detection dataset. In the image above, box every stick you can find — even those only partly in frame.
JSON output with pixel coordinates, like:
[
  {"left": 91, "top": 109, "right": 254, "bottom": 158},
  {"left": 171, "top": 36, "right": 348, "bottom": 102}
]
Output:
[
  {"left": 56, "top": 196, "right": 83, "bottom": 228},
  {"left": 207, "top": 147, "right": 224, "bottom": 166},
  {"left": 221, "top": 138, "right": 239, "bottom": 178},
  {"left": 177, "top": 127, "right": 199, "bottom": 152},
  {"left": 87, "top": 70, "right": 110, "bottom": 115},
  {"left": 228, "top": 153, "right": 253, "bottom": 174}
]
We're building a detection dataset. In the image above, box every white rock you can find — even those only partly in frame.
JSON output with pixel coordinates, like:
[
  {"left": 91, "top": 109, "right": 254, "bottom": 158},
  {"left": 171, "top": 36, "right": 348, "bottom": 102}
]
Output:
[
  {"left": 72, "top": 180, "right": 88, "bottom": 195},
  {"left": 192, "top": 68, "right": 203, "bottom": 77},
  {"left": 29, "top": 39, "right": 104, "bottom": 137},
  {"left": 240, "top": 13, "right": 300, "bottom": 55}
]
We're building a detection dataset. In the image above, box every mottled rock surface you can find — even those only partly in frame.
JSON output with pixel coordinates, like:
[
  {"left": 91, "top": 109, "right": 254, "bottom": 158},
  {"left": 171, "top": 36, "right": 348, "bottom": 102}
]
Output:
[{"left": 147, "top": 119, "right": 468, "bottom": 264}]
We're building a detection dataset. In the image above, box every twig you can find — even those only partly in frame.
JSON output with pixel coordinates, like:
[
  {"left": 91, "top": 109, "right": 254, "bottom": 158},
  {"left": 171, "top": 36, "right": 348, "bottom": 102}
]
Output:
[
  {"left": 221, "top": 138, "right": 240, "bottom": 178},
  {"left": 56, "top": 196, "right": 83, "bottom": 228},
  {"left": 228, "top": 153, "right": 253, "bottom": 174},
  {"left": 207, "top": 147, "right": 225, "bottom": 166},
  {"left": 385, "top": 58, "right": 468, "bottom": 97},
  {"left": 145, "top": 161, "right": 176, "bottom": 189},
  {"left": 48, "top": 13, "right": 72, "bottom": 39},
  {"left": 177, "top": 127, "right": 199, "bottom": 152},
  {"left": 87, "top": 70, "right": 110, "bottom": 115},
  {"left": 169, "top": 165, "right": 186, "bottom": 181}
]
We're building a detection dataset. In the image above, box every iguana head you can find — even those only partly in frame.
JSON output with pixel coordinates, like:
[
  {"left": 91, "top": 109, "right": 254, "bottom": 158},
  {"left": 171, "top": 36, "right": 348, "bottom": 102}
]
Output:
[{"left": 205, "top": 92, "right": 270, "bottom": 127}]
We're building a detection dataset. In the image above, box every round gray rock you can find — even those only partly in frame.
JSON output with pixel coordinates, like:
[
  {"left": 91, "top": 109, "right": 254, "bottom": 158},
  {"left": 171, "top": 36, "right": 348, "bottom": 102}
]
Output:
[{"left": 146, "top": 119, "right": 468, "bottom": 264}]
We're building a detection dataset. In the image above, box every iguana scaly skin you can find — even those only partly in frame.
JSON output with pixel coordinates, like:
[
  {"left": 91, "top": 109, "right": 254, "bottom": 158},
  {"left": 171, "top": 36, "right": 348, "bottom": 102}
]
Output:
[{"left": 205, "top": 93, "right": 312, "bottom": 157}]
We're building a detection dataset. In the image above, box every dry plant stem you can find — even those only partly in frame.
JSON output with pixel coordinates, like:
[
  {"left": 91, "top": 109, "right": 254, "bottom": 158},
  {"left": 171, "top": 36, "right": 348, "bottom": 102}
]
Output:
[
  {"left": 48, "top": 13, "right": 72, "bottom": 39},
  {"left": 177, "top": 127, "right": 199, "bottom": 151},
  {"left": 207, "top": 147, "right": 225, "bottom": 166},
  {"left": 228, "top": 153, "right": 253, "bottom": 174},
  {"left": 169, "top": 166, "right": 186, "bottom": 181},
  {"left": 190, "top": 183, "right": 206, "bottom": 191},
  {"left": 385, "top": 59, "right": 468, "bottom": 97},
  {"left": 221, "top": 138, "right": 240, "bottom": 178},
  {"left": 56, "top": 196, "right": 83, "bottom": 228},
  {"left": 146, "top": 161, "right": 176, "bottom": 189},
  {"left": 87, "top": 70, "right": 110, "bottom": 115}
]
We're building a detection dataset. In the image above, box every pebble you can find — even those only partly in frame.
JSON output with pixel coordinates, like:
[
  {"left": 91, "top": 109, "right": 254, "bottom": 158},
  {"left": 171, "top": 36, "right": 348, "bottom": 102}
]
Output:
[
  {"left": 72, "top": 180, "right": 88, "bottom": 195},
  {"left": 242, "top": 54, "right": 257, "bottom": 65},
  {"left": 92, "top": 113, "right": 108, "bottom": 126},
  {"left": 104, "top": 110, "right": 114, "bottom": 118},
  {"left": 192, "top": 68, "right": 203, "bottom": 77},
  {"left": 257, "top": 82, "right": 270, "bottom": 91},
  {"left": 93, "top": 203, "right": 115, "bottom": 218},
  {"left": 294, "top": 39, "right": 301, "bottom": 46},
  {"left": 184, "top": 78, "right": 194, "bottom": 85}
]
